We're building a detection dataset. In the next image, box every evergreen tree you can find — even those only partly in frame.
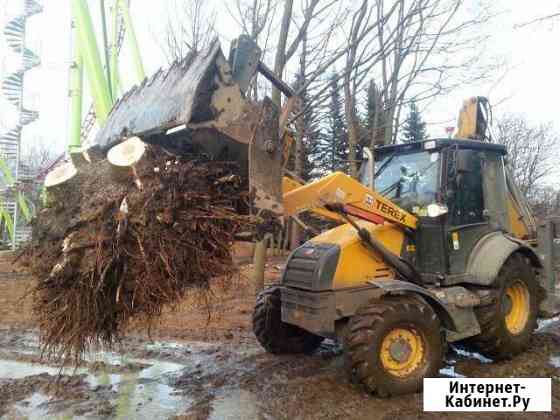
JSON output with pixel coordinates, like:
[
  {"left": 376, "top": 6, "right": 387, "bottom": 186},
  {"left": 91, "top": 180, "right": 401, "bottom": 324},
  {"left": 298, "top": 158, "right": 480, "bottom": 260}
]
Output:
[
  {"left": 365, "top": 80, "right": 387, "bottom": 147},
  {"left": 401, "top": 101, "right": 428, "bottom": 143},
  {"left": 312, "top": 73, "right": 348, "bottom": 176}
]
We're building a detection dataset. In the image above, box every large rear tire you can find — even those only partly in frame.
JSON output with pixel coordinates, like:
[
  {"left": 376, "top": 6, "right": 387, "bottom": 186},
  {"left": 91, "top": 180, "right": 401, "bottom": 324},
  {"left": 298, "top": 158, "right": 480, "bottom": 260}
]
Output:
[
  {"left": 466, "top": 253, "right": 542, "bottom": 359},
  {"left": 252, "top": 286, "right": 323, "bottom": 354},
  {"left": 345, "top": 296, "right": 443, "bottom": 397}
]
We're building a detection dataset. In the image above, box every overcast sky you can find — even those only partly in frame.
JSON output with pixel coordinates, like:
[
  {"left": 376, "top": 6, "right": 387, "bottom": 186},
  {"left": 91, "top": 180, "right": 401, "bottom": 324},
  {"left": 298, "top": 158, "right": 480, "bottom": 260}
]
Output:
[{"left": 0, "top": 0, "right": 559, "bottom": 157}]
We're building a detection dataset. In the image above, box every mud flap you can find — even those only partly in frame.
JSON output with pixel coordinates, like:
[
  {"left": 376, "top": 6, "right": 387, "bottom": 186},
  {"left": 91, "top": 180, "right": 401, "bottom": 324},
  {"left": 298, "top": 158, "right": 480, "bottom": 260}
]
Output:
[{"left": 367, "top": 280, "right": 482, "bottom": 342}]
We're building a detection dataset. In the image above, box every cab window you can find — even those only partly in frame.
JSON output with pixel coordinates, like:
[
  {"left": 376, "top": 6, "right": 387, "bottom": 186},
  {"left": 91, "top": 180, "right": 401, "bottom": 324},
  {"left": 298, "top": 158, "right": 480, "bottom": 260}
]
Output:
[
  {"left": 447, "top": 150, "right": 484, "bottom": 225},
  {"left": 375, "top": 150, "right": 440, "bottom": 213}
]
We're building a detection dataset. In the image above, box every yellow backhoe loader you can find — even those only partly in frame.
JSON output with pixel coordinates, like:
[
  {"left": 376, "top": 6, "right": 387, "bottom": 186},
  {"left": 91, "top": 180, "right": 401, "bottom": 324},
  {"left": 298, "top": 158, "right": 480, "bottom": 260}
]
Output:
[
  {"left": 253, "top": 97, "right": 560, "bottom": 397},
  {"left": 82, "top": 36, "right": 559, "bottom": 397}
]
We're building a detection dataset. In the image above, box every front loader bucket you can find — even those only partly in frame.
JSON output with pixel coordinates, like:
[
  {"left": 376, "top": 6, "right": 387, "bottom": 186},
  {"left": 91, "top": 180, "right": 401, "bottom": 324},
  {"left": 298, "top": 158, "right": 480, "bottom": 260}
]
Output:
[{"left": 85, "top": 38, "right": 283, "bottom": 214}]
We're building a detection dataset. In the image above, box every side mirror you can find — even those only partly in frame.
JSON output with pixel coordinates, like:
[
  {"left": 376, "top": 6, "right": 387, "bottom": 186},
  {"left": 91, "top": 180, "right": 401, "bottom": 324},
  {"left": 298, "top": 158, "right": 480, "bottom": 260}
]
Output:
[{"left": 456, "top": 149, "right": 476, "bottom": 173}]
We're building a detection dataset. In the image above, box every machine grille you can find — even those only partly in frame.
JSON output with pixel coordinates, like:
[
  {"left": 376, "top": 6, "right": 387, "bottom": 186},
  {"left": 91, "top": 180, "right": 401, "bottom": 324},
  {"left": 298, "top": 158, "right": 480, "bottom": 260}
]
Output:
[{"left": 281, "top": 243, "right": 338, "bottom": 290}]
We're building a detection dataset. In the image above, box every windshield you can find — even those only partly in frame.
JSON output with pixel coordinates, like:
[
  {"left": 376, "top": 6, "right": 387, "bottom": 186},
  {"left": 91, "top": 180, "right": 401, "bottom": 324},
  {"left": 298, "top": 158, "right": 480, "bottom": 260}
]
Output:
[{"left": 374, "top": 150, "right": 440, "bottom": 213}]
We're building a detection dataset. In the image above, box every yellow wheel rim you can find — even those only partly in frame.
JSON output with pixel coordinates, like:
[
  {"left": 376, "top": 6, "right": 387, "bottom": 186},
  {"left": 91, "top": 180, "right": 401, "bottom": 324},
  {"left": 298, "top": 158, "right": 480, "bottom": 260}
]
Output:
[
  {"left": 504, "top": 280, "right": 530, "bottom": 335},
  {"left": 380, "top": 327, "right": 425, "bottom": 378}
]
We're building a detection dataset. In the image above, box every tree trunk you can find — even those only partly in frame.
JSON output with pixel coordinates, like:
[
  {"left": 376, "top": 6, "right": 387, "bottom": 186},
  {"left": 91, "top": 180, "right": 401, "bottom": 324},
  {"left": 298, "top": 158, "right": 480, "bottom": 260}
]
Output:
[
  {"left": 44, "top": 163, "right": 78, "bottom": 205},
  {"left": 271, "top": 0, "right": 293, "bottom": 107},
  {"left": 344, "top": 82, "right": 360, "bottom": 178},
  {"left": 343, "top": 0, "right": 368, "bottom": 178},
  {"left": 252, "top": 239, "right": 267, "bottom": 293},
  {"left": 107, "top": 136, "right": 147, "bottom": 188}
]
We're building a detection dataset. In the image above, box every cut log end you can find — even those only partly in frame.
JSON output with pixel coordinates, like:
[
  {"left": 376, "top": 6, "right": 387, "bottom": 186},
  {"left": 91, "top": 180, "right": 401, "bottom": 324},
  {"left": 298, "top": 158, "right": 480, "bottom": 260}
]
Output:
[
  {"left": 45, "top": 162, "right": 78, "bottom": 189},
  {"left": 108, "top": 137, "right": 146, "bottom": 168},
  {"left": 44, "top": 162, "right": 79, "bottom": 207},
  {"left": 107, "top": 137, "right": 147, "bottom": 187}
]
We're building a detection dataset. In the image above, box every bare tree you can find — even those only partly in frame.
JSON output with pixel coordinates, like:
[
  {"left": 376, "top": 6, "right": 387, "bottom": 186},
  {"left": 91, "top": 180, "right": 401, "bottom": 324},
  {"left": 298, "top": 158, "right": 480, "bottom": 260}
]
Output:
[
  {"left": 20, "top": 139, "right": 59, "bottom": 178},
  {"left": 374, "top": 0, "right": 495, "bottom": 145},
  {"left": 225, "top": 0, "right": 279, "bottom": 100},
  {"left": 228, "top": 0, "right": 276, "bottom": 40},
  {"left": 515, "top": 11, "right": 560, "bottom": 28},
  {"left": 282, "top": 0, "right": 339, "bottom": 246},
  {"left": 366, "top": 79, "right": 387, "bottom": 147},
  {"left": 530, "top": 186, "right": 560, "bottom": 219},
  {"left": 160, "top": 0, "right": 217, "bottom": 63},
  {"left": 494, "top": 114, "right": 559, "bottom": 200},
  {"left": 271, "top": 0, "right": 323, "bottom": 107},
  {"left": 343, "top": 0, "right": 369, "bottom": 177},
  {"left": 288, "top": 0, "right": 494, "bottom": 176}
]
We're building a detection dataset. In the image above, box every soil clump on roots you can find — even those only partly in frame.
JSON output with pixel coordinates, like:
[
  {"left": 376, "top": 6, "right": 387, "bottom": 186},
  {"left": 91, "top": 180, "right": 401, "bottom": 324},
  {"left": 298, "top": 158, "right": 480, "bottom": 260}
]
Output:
[{"left": 18, "top": 145, "right": 253, "bottom": 364}]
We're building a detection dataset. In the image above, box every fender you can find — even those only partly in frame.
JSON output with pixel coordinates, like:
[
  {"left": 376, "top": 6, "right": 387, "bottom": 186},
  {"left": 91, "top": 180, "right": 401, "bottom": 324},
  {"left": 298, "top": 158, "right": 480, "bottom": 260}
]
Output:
[
  {"left": 367, "top": 279, "right": 482, "bottom": 341},
  {"left": 466, "top": 232, "right": 542, "bottom": 287}
]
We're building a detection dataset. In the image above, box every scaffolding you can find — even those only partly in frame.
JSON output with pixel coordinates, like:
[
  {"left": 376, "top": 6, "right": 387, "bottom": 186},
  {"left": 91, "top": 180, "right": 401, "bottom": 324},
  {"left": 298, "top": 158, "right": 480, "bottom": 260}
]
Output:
[{"left": 0, "top": 0, "right": 42, "bottom": 249}]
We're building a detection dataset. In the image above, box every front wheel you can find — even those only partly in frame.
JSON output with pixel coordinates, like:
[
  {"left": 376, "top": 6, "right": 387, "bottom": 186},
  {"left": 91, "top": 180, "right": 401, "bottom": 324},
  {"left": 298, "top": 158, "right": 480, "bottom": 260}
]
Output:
[
  {"left": 252, "top": 286, "right": 323, "bottom": 354},
  {"left": 345, "top": 296, "right": 443, "bottom": 397},
  {"left": 466, "top": 253, "right": 542, "bottom": 359}
]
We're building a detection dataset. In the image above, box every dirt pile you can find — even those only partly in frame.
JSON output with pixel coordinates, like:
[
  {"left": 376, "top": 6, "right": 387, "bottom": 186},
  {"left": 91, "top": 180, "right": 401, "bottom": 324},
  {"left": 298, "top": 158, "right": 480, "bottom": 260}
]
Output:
[{"left": 18, "top": 146, "right": 254, "bottom": 363}]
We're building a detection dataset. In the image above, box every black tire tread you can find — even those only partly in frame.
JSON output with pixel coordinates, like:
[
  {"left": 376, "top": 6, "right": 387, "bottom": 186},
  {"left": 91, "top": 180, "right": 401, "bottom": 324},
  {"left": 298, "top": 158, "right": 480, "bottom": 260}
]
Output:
[
  {"left": 345, "top": 295, "right": 443, "bottom": 397},
  {"left": 467, "top": 253, "right": 544, "bottom": 359},
  {"left": 253, "top": 286, "right": 323, "bottom": 354}
]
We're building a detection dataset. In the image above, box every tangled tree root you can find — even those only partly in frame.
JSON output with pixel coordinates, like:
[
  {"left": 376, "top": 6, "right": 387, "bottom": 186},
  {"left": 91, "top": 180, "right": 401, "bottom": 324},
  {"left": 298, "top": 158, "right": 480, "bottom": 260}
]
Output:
[{"left": 19, "top": 145, "right": 254, "bottom": 364}]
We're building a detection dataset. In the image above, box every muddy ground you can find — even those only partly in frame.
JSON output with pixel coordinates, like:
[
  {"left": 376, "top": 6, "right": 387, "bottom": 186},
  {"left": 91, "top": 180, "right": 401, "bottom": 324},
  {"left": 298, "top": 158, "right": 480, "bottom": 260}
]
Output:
[{"left": 0, "top": 254, "right": 559, "bottom": 419}]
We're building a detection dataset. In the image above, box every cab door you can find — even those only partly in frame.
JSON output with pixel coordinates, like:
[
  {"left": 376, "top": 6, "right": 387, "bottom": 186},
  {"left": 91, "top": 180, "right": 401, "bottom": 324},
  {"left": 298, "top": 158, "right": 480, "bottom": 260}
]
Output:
[{"left": 445, "top": 148, "right": 502, "bottom": 276}]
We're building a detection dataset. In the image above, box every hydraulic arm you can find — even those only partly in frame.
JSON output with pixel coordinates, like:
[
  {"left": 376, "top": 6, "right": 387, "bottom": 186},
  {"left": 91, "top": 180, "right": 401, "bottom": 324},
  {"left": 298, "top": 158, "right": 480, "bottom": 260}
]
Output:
[{"left": 283, "top": 171, "right": 417, "bottom": 230}]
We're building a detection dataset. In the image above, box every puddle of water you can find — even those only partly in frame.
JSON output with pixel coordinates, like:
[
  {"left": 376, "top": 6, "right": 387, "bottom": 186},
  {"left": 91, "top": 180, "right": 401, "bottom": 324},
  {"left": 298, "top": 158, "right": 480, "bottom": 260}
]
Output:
[
  {"left": 450, "top": 346, "right": 493, "bottom": 364},
  {"left": 145, "top": 339, "right": 221, "bottom": 354},
  {"left": 0, "top": 352, "right": 192, "bottom": 419},
  {"left": 145, "top": 340, "right": 202, "bottom": 351},
  {"left": 86, "top": 355, "right": 185, "bottom": 386},
  {"left": 0, "top": 359, "right": 88, "bottom": 379},
  {"left": 86, "top": 354, "right": 191, "bottom": 419},
  {"left": 550, "top": 355, "right": 560, "bottom": 368},
  {"left": 209, "top": 389, "right": 262, "bottom": 420},
  {"left": 111, "top": 376, "right": 191, "bottom": 420},
  {"left": 439, "top": 366, "right": 466, "bottom": 378},
  {"left": 8, "top": 393, "right": 59, "bottom": 420},
  {"left": 537, "top": 315, "right": 560, "bottom": 331}
]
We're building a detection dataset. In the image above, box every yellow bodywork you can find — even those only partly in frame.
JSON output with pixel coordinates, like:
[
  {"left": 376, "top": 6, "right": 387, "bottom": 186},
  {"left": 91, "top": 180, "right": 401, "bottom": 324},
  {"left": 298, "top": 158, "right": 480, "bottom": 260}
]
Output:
[
  {"left": 504, "top": 280, "right": 530, "bottom": 335},
  {"left": 282, "top": 171, "right": 413, "bottom": 290},
  {"left": 310, "top": 220, "right": 405, "bottom": 289},
  {"left": 455, "top": 97, "right": 480, "bottom": 139},
  {"left": 282, "top": 176, "right": 344, "bottom": 223},
  {"left": 507, "top": 197, "right": 530, "bottom": 239},
  {"left": 380, "top": 327, "right": 425, "bottom": 378},
  {"left": 283, "top": 171, "right": 417, "bottom": 230}
]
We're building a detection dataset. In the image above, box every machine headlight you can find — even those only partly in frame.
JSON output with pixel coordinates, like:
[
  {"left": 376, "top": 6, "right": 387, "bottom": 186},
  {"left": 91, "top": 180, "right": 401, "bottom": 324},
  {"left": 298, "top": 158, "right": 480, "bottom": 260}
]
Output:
[{"left": 427, "top": 203, "right": 448, "bottom": 218}]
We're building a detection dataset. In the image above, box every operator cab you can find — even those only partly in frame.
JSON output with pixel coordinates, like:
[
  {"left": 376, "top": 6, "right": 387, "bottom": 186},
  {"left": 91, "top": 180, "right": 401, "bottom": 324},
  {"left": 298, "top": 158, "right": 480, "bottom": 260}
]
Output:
[
  {"left": 360, "top": 143, "right": 441, "bottom": 216},
  {"left": 360, "top": 139, "right": 509, "bottom": 282}
]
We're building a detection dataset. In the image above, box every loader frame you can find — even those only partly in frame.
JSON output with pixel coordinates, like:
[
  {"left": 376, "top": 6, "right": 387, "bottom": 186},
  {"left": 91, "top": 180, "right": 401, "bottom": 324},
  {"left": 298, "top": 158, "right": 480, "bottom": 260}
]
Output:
[{"left": 277, "top": 138, "right": 558, "bottom": 344}]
